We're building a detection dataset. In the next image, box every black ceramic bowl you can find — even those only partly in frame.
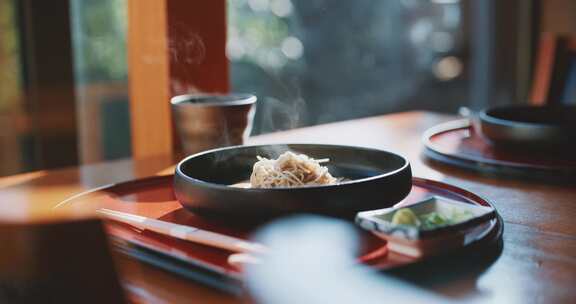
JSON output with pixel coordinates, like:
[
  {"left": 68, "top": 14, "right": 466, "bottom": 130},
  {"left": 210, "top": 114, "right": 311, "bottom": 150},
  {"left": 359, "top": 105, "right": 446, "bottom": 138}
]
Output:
[
  {"left": 477, "top": 105, "right": 576, "bottom": 149},
  {"left": 174, "top": 144, "right": 412, "bottom": 221}
]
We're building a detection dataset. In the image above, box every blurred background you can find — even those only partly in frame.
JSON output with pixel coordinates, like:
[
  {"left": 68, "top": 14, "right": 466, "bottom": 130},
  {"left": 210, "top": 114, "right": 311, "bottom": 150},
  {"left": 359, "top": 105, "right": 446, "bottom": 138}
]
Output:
[{"left": 0, "top": 0, "right": 575, "bottom": 177}]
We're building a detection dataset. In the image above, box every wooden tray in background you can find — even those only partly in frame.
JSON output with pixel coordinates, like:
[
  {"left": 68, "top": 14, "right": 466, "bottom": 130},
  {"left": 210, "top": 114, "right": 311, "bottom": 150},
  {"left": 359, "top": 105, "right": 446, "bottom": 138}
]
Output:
[
  {"left": 422, "top": 119, "right": 576, "bottom": 180},
  {"left": 57, "top": 174, "right": 503, "bottom": 293}
]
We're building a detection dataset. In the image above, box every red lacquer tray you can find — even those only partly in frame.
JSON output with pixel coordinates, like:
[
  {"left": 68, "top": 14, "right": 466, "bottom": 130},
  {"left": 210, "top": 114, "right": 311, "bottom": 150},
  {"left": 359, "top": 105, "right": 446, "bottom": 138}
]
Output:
[
  {"left": 423, "top": 119, "right": 576, "bottom": 179},
  {"left": 57, "top": 174, "right": 502, "bottom": 292}
]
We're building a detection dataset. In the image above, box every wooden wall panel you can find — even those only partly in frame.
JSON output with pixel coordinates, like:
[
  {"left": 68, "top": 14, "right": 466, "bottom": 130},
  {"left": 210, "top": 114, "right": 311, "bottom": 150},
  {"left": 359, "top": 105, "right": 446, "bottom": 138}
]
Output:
[
  {"left": 127, "top": 0, "right": 228, "bottom": 159},
  {"left": 541, "top": 0, "right": 576, "bottom": 34},
  {"left": 18, "top": 0, "right": 79, "bottom": 169},
  {"left": 166, "top": 0, "right": 229, "bottom": 95}
]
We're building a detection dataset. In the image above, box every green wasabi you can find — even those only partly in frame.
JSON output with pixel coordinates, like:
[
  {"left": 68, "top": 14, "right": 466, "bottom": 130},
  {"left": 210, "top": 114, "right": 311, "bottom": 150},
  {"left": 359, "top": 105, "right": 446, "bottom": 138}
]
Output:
[
  {"left": 391, "top": 208, "right": 421, "bottom": 226},
  {"left": 391, "top": 207, "right": 474, "bottom": 230}
]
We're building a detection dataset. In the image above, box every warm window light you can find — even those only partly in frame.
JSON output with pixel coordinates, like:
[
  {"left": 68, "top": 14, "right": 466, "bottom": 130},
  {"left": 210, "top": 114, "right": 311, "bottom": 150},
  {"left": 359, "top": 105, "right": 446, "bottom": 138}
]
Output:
[
  {"left": 281, "top": 36, "right": 304, "bottom": 60},
  {"left": 249, "top": 0, "right": 270, "bottom": 12},
  {"left": 226, "top": 37, "right": 246, "bottom": 60},
  {"left": 270, "top": 0, "right": 293, "bottom": 18},
  {"left": 433, "top": 56, "right": 463, "bottom": 81},
  {"left": 263, "top": 50, "right": 284, "bottom": 68}
]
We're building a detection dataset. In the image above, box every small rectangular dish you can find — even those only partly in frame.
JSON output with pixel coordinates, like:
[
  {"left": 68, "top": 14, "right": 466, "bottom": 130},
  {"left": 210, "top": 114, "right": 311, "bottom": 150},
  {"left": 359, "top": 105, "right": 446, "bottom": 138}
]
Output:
[{"left": 356, "top": 196, "right": 496, "bottom": 258}]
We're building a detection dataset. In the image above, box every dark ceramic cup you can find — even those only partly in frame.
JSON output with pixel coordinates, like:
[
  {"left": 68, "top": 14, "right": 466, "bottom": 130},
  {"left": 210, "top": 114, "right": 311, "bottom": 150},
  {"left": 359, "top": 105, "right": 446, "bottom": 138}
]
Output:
[
  {"left": 171, "top": 94, "right": 257, "bottom": 155},
  {"left": 477, "top": 105, "right": 576, "bottom": 150}
]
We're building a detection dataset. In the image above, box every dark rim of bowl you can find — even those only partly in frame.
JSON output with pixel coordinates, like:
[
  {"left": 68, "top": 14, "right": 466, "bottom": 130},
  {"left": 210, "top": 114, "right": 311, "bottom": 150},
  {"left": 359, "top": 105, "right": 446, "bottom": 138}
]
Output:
[
  {"left": 171, "top": 94, "right": 257, "bottom": 107},
  {"left": 479, "top": 105, "right": 570, "bottom": 130},
  {"left": 175, "top": 143, "right": 411, "bottom": 191}
]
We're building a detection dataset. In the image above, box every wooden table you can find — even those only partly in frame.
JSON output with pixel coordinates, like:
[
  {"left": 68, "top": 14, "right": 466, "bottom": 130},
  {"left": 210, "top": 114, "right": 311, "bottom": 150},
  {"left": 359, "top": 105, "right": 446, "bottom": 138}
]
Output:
[{"left": 1, "top": 111, "right": 575, "bottom": 303}]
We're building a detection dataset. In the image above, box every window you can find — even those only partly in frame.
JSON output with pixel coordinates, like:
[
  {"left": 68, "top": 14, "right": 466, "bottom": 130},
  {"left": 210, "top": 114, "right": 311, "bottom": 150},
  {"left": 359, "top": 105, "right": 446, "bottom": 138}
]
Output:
[
  {"left": 0, "top": 0, "right": 25, "bottom": 176},
  {"left": 70, "top": 0, "right": 131, "bottom": 163},
  {"left": 228, "top": 0, "right": 467, "bottom": 134}
]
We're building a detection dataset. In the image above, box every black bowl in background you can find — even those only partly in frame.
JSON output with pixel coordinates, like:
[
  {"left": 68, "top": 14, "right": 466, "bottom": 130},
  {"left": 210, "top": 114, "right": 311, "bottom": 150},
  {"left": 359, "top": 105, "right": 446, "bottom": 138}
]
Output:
[
  {"left": 174, "top": 144, "right": 412, "bottom": 222},
  {"left": 477, "top": 105, "right": 576, "bottom": 149}
]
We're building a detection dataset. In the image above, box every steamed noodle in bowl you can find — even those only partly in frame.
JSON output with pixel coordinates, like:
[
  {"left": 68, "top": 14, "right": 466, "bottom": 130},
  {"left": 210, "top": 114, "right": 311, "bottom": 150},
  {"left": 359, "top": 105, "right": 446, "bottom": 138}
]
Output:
[{"left": 237, "top": 151, "right": 340, "bottom": 188}]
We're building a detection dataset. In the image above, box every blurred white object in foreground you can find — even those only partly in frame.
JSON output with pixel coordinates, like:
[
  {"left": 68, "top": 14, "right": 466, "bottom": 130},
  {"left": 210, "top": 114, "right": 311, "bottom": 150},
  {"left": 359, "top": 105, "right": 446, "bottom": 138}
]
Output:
[{"left": 244, "top": 216, "right": 449, "bottom": 304}]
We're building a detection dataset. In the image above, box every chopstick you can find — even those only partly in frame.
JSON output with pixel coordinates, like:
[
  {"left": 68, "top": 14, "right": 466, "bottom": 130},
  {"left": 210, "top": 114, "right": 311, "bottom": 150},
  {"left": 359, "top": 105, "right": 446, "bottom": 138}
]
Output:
[{"left": 97, "top": 208, "right": 268, "bottom": 255}]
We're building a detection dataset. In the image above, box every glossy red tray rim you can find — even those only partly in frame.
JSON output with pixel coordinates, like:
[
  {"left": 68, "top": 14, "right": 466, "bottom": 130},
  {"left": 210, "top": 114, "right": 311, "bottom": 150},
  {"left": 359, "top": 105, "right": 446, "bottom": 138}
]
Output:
[
  {"left": 57, "top": 174, "right": 502, "bottom": 270},
  {"left": 422, "top": 119, "right": 576, "bottom": 171}
]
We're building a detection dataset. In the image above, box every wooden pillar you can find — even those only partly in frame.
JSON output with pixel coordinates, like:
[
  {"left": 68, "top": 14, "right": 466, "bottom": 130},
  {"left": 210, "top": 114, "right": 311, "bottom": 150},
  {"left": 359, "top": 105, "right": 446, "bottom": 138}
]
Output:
[
  {"left": 127, "top": 0, "right": 228, "bottom": 159},
  {"left": 18, "top": 0, "right": 79, "bottom": 169}
]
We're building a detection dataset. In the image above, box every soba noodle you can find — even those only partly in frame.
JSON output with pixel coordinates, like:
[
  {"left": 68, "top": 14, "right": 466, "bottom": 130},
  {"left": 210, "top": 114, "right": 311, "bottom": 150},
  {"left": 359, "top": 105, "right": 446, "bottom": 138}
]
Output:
[{"left": 249, "top": 151, "right": 339, "bottom": 188}]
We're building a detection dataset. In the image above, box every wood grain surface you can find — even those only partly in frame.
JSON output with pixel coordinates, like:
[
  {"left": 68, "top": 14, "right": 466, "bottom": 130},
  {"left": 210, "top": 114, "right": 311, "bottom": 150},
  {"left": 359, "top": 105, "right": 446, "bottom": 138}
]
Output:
[{"left": 0, "top": 111, "right": 574, "bottom": 303}]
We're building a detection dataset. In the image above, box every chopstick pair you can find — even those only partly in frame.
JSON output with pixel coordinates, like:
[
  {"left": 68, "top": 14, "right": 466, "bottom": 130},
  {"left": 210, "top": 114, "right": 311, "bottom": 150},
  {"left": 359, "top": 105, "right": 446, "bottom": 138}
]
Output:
[{"left": 97, "top": 209, "right": 268, "bottom": 255}]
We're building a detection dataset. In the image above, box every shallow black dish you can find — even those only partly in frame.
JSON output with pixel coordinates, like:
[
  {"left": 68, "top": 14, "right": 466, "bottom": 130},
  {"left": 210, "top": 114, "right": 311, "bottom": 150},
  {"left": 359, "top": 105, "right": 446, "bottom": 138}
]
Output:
[
  {"left": 174, "top": 144, "right": 412, "bottom": 221},
  {"left": 477, "top": 105, "right": 576, "bottom": 149}
]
